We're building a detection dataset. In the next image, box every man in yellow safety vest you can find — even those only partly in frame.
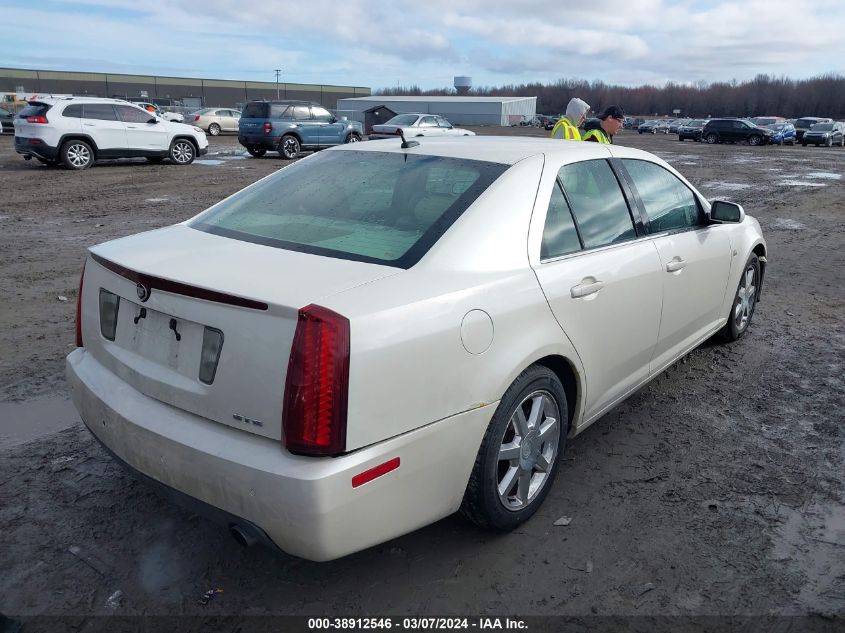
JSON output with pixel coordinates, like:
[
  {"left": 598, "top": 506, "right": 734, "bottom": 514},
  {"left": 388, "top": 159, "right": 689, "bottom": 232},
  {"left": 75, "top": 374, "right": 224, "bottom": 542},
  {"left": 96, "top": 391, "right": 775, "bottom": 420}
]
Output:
[
  {"left": 549, "top": 98, "right": 590, "bottom": 141},
  {"left": 582, "top": 105, "right": 625, "bottom": 144}
]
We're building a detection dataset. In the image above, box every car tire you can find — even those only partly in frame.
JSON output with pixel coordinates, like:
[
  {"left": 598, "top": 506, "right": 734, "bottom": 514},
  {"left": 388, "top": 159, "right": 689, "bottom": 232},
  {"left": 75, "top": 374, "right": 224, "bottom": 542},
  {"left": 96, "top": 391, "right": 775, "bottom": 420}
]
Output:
[
  {"left": 718, "top": 254, "right": 760, "bottom": 342},
  {"left": 802, "top": 142, "right": 807, "bottom": 147},
  {"left": 60, "top": 139, "right": 94, "bottom": 170},
  {"left": 678, "top": 137, "right": 684, "bottom": 142},
  {"left": 169, "top": 139, "right": 196, "bottom": 165},
  {"left": 246, "top": 147, "right": 266, "bottom": 158},
  {"left": 840, "top": 136, "right": 844, "bottom": 147},
  {"left": 279, "top": 135, "right": 300, "bottom": 159},
  {"left": 705, "top": 133, "right": 718, "bottom": 144},
  {"left": 748, "top": 135, "right": 763, "bottom": 146},
  {"left": 146, "top": 157, "right": 164, "bottom": 163},
  {"left": 208, "top": 123, "right": 221, "bottom": 136},
  {"left": 826, "top": 137, "right": 833, "bottom": 147},
  {"left": 460, "top": 365, "right": 567, "bottom": 531},
  {"left": 344, "top": 132, "right": 361, "bottom": 144}
]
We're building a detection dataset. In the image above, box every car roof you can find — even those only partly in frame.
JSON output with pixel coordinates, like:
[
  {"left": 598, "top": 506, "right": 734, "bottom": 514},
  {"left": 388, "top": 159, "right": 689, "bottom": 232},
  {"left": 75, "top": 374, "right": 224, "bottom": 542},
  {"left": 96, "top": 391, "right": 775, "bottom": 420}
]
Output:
[
  {"left": 330, "top": 135, "right": 659, "bottom": 166},
  {"left": 28, "top": 96, "right": 141, "bottom": 106}
]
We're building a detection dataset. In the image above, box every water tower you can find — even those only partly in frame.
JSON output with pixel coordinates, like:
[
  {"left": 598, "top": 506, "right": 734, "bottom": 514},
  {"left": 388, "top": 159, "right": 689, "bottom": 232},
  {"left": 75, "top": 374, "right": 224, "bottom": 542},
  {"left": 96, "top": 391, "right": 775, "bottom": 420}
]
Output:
[{"left": 454, "top": 76, "right": 472, "bottom": 95}]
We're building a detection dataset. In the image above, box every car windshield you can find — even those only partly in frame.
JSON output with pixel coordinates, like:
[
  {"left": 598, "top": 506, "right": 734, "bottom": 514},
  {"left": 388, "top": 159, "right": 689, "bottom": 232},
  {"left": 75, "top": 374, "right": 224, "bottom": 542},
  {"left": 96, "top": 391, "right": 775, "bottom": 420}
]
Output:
[
  {"left": 385, "top": 114, "right": 420, "bottom": 126},
  {"left": 810, "top": 123, "right": 834, "bottom": 131},
  {"left": 688, "top": 120, "right": 705, "bottom": 127},
  {"left": 189, "top": 150, "right": 508, "bottom": 268}
]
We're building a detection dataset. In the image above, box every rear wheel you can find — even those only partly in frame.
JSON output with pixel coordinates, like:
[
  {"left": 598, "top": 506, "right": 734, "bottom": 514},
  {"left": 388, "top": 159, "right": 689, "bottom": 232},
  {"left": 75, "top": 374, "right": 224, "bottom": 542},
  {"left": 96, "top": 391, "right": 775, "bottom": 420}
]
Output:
[
  {"left": 169, "top": 139, "right": 195, "bottom": 165},
  {"left": 246, "top": 147, "right": 266, "bottom": 157},
  {"left": 60, "top": 140, "right": 94, "bottom": 170},
  {"left": 719, "top": 254, "right": 760, "bottom": 342},
  {"left": 279, "top": 135, "right": 300, "bottom": 159},
  {"left": 461, "top": 365, "right": 567, "bottom": 531},
  {"left": 705, "top": 133, "right": 718, "bottom": 144},
  {"left": 208, "top": 123, "right": 221, "bottom": 136}
]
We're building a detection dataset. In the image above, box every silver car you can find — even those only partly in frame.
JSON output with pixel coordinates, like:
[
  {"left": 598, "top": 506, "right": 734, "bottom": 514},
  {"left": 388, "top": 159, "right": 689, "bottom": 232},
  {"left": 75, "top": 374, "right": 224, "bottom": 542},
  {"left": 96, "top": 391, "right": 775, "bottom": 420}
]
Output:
[{"left": 191, "top": 108, "right": 241, "bottom": 136}]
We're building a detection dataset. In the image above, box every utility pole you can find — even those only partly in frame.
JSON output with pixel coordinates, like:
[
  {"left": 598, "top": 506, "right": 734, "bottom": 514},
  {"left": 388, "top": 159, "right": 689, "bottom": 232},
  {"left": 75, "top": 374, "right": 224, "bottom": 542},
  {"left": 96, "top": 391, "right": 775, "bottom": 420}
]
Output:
[{"left": 275, "top": 69, "right": 281, "bottom": 99}]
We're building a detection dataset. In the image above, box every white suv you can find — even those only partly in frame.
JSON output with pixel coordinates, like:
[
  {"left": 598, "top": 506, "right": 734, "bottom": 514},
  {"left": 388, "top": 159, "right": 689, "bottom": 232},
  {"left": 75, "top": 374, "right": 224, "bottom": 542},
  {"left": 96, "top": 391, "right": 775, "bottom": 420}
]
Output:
[{"left": 14, "top": 97, "right": 208, "bottom": 169}]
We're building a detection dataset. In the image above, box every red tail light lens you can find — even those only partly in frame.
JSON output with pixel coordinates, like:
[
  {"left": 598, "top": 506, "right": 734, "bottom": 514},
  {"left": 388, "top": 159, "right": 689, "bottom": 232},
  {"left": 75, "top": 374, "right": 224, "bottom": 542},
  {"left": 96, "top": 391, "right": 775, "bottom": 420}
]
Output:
[
  {"left": 26, "top": 116, "right": 48, "bottom": 123},
  {"left": 194, "top": 115, "right": 201, "bottom": 121},
  {"left": 75, "top": 261, "right": 86, "bottom": 347},
  {"left": 263, "top": 121, "right": 272, "bottom": 135},
  {"left": 282, "top": 304, "right": 349, "bottom": 456}
]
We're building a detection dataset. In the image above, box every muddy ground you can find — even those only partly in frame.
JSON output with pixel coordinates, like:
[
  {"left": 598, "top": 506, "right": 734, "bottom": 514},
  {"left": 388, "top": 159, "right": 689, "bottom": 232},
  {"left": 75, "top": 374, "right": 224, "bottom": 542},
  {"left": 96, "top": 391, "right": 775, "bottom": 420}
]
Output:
[{"left": 0, "top": 128, "right": 843, "bottom": 631}]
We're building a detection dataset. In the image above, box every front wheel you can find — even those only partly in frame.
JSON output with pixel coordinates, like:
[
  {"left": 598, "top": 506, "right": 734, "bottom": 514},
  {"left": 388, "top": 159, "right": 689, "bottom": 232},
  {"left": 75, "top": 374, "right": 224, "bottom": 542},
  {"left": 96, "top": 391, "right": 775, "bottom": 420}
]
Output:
[
  {"left": 207, "top": 123, "right": 221, "bottom": 136},
  {"left": 705, "top": 133, "right": 718, "bottom": 144},
  {"left": 461, "top": 365, "right": 567, "bottom": 531},
  {"left": 826, "top": 137, "right": 833, "bottom": 147},
  {"left": 748, "top": 135, "right": 763, "bottom": 146},
  {"left": 169, "top": 139, "right": 196, "bottom": 164},
  {"left": 60, "top": 140, "right": 94, "bottom": 170},
  {"left": 279, "top": 135, "right": 300, "bottom": 159},
  {"left": 719, "top": 254, "right": 760, "bottom": 342},
  {"left": 344, "top": 132, "right": 361, "bottom": 144}
]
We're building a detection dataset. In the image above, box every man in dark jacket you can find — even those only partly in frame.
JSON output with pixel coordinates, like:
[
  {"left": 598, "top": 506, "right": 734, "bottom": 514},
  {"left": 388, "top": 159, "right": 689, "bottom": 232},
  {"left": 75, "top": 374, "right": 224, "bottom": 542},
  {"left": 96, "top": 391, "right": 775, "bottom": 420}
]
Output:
[{"left": 583, "top": 105, "right": 625, "bottom": 143}]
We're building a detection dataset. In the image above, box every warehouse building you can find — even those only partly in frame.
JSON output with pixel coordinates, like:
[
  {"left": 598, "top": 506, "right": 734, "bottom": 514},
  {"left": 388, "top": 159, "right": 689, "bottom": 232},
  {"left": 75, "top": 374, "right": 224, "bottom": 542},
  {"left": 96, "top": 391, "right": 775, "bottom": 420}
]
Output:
[
  {"left": 336, "top": 96, "right": 537, "bottom": 127},
  {"left": 0, "top": 67, "right": 370, "bottom": 110}
]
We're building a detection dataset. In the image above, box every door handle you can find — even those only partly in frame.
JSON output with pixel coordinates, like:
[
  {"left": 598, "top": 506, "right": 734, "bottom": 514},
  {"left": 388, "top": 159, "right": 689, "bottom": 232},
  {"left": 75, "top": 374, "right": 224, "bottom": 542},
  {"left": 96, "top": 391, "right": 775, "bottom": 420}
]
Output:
[
  {"left": 570, "top": 280, "right": 604, "bottom": 298},
  {"left": 126, "top": 125, "right": 138, "bottom": 129},
  {"left": 83, "top": 123, "right": 95, "bottom": 126},
  {"left": 666, "top": 258, "right": 687, "bottom": 272}
]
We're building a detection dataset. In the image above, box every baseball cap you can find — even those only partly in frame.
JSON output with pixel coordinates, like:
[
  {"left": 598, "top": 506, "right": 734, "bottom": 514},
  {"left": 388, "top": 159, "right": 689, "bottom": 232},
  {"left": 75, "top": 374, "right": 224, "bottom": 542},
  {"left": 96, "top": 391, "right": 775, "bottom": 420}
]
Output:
[{"left": 598, "top": 105, "right": 625, "bottom": 120}]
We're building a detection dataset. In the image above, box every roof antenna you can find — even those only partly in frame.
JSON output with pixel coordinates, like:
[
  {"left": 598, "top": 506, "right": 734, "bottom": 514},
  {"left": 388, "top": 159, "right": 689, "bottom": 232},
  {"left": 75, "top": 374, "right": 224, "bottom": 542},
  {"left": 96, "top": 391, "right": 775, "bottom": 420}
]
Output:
[{"left": 398, "top": 128, "right": 419, "bottom": 149}]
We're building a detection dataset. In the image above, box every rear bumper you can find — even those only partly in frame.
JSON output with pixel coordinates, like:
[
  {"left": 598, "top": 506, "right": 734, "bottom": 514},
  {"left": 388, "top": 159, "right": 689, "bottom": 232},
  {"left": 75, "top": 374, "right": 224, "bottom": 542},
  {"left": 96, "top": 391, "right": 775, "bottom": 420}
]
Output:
[
  {"left": 15, "top": 136, "right": 59, "bottom": 160},
  {"left": 66, "top": 348, "right": 492, "bottom": 561}
]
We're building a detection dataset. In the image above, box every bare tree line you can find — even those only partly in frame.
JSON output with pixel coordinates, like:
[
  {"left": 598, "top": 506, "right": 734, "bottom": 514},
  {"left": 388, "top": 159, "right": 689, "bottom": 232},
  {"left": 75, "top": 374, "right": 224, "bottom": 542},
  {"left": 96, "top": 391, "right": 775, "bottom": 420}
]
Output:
[{"left": 376, "top": 74, "right": 845, "bottom": 118}]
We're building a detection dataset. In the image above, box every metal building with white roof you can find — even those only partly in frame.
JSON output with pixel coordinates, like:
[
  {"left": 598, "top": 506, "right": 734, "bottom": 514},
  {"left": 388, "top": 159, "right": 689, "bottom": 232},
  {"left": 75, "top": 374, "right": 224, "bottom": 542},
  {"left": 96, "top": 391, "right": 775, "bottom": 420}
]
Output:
[{"left": 335, "top": 96, "right": 537, "bottom": 127}]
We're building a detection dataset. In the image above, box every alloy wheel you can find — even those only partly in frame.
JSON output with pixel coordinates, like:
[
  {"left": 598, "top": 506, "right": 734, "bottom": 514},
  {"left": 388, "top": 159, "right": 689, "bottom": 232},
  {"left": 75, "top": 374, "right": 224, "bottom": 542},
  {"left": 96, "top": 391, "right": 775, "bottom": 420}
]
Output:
[
  {"left": 496, "top": 390, "right": 560, "bottom": 512},
  {"left": 67, "top": 143, "right": 91, "bottom": 168},
  {"left": 733, "top": 264, "right": 757, "bottom": 331},
  {"left": 171, "top": 141, "right": 194, "bottom": 164}
]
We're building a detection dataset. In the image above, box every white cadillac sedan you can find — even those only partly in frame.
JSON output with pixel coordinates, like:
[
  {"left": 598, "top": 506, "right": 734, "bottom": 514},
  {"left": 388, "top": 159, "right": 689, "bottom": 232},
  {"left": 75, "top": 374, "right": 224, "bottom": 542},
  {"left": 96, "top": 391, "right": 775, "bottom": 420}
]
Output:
[
  {"left": 369, "top": 113, "right": 475, "bottom": 139},
  {"left": 67, "top": 137, "right": 766, "bottom": 561}
]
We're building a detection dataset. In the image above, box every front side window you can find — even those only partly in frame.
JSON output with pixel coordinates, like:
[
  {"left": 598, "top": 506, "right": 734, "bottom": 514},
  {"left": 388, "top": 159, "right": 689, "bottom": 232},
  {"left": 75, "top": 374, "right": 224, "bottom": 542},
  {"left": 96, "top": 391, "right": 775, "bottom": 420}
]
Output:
[
  {"left": 115, "top": 105, "right": 153, "bottom": 123},
  {"left": 189, "top": 151, "right": 508, "bottom": 268},
  {"left": 82, "top": 104, "right": 118, "bottom": 121},
  {"left": 559, "top": 160, "right": 636, "bottom": 249},
  {"left": 311, "top": 107, "right": 334, "bottom": 122},
  {"left": 623, "top": 159, "right": 703, "bottom": 232},
  {"left": 541, "top": 182, "right": 581, "bottom": 260},
  {"left": 436, "top": 117, "right": 452, "bottom": 128},
  {"left": 419, "top": 117, "right": 438, "bottom": 127}
]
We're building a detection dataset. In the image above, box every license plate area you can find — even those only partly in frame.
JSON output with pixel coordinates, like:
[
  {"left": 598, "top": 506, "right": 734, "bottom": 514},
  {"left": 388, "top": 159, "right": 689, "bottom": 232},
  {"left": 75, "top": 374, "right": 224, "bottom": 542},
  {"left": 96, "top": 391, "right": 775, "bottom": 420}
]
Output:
[{"left": 124, "top": 300, "right": 203, "bottom": 372}]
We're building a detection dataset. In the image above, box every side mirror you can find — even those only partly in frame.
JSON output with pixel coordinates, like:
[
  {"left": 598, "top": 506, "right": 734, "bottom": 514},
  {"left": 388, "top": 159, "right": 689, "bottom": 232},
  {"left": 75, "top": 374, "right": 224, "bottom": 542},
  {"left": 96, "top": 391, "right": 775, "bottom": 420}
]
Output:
[
  {"left": 147, "top": 117, "right": 159, "bottom": 124},
  {"left": 710, "top": 200, "right": 745, "bottom": 223}
]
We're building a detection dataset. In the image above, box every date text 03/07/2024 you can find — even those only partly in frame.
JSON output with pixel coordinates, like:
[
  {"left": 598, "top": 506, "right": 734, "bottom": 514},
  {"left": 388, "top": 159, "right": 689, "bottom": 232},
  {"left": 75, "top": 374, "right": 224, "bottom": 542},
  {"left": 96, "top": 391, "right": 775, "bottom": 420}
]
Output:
[{"left": 306, "top": 618, "right": 528, "bottom": 630}]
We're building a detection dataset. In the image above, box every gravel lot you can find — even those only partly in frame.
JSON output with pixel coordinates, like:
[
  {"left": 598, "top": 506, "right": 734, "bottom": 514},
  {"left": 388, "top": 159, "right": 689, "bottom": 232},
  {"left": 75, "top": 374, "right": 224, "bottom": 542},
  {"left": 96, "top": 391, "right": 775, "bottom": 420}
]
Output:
[{"left": 0, "top": 128, "right": 843, "bottom": 630}]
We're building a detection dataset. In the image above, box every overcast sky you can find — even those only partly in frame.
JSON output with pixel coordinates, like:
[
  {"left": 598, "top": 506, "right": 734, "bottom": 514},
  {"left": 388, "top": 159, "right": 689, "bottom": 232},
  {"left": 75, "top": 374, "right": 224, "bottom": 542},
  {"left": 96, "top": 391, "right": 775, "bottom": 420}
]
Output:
[{"left": 3, "top": 0, "right": 844, "bottom": 90}]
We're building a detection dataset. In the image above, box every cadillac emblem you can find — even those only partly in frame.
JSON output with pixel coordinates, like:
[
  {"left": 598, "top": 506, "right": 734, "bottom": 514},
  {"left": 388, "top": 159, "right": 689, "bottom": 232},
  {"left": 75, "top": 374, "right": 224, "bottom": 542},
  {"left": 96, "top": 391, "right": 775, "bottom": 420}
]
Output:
[{"left": 136, "top": 282, "right": 151, "bottom": 302}]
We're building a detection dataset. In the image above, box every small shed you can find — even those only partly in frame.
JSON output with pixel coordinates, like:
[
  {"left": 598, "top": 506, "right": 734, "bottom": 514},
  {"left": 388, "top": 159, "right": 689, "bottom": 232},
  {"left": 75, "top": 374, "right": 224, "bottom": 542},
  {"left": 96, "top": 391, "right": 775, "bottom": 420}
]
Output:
[{"left": 363, "top": 105, "right": 397, "bottom": 134}]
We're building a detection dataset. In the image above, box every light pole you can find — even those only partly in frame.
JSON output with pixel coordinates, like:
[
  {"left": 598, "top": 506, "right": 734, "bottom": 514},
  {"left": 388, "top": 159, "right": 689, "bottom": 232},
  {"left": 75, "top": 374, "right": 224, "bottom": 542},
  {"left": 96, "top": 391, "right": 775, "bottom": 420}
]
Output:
[{"left": 275, "top": 69, "right": 281, "bottom": 99}]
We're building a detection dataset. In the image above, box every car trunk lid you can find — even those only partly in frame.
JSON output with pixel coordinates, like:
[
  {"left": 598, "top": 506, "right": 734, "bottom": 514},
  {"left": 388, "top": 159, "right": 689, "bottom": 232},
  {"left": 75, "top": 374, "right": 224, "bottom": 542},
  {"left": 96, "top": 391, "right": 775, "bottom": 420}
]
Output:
[{"left": 80, "top": 224, "right": 399, "bottom": 441}]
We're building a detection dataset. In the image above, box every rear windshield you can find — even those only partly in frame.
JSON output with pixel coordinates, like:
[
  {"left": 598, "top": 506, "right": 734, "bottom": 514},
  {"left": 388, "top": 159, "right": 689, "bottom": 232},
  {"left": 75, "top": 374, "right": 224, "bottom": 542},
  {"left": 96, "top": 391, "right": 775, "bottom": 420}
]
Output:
[
  {"left": 189, "top": 150, "right": 508, "bottom": 268},
  {"left": 751, "top": 117, "right": 777, "bottom": 126},
  {"left": 386, "top": 114, "right": 420, "bottom": 126},
  {"left": 192, "top": 108, "right": 213, "bottom": 115},
  {"left": 810, "top": 123, "right": 834, "bottom": 131},
  {"left": 796, "top": 118, "right": 820, "bottom": 127},
  {"left": 687, "top": 120, "right": 705, "bottom": 126},
  {"left": 241, "top": 102, "right": 268, "bottom": 118},
  {"left": 18, "top": 103, "right": 51, "bottom": 118}
]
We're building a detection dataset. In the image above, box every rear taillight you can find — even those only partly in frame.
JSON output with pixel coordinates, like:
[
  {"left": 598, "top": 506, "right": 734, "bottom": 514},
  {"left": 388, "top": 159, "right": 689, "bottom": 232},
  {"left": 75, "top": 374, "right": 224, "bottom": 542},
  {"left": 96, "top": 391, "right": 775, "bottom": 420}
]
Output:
[
  {"left": 26, "top": 115, "right": 48, "bottom": 123},
  {"left": 75, "top": 261, "right": 86, "bottom": 347},
  {"left": 282, "top": 304, "right": 349, "bottom": 456},
  {"left": 194, "top": 115, "right": 200, "bottom": 121},
  {"left": 263, "top": 121, "right": 272, "bottom": 135}
]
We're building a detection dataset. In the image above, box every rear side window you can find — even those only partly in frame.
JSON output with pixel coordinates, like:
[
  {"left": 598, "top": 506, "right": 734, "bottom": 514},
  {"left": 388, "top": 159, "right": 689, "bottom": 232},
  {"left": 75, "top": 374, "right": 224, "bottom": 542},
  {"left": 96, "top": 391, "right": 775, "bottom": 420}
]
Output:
[
  {"left": 242, "top": 102, "right": 268, "bottom": 118},
  {"left": 269, "top": 104, "right": 290, "bottom": 118},
  {"left": 189, "top": 151, "right": 508, "bottom": 268},
  {"left": 622, "top": 159, "right": 703, "bottom": 233},
  {"left": 63, "top": 105, "right": 82, "bottom": 118},
  {"left": 83, "top": 104, "right": 118, "bottom": 121},
  {"left": 541, "top": 182, "right": 581, "bottom": 260},
  {"left": 18, "top": 103, "right": 51, "bottom": 118},
  {"left": 559, "top": 160, "right": 636, "bottom": 249},
  {"left": 292, "top": 106, "right": 311, "bottom": 120}
]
